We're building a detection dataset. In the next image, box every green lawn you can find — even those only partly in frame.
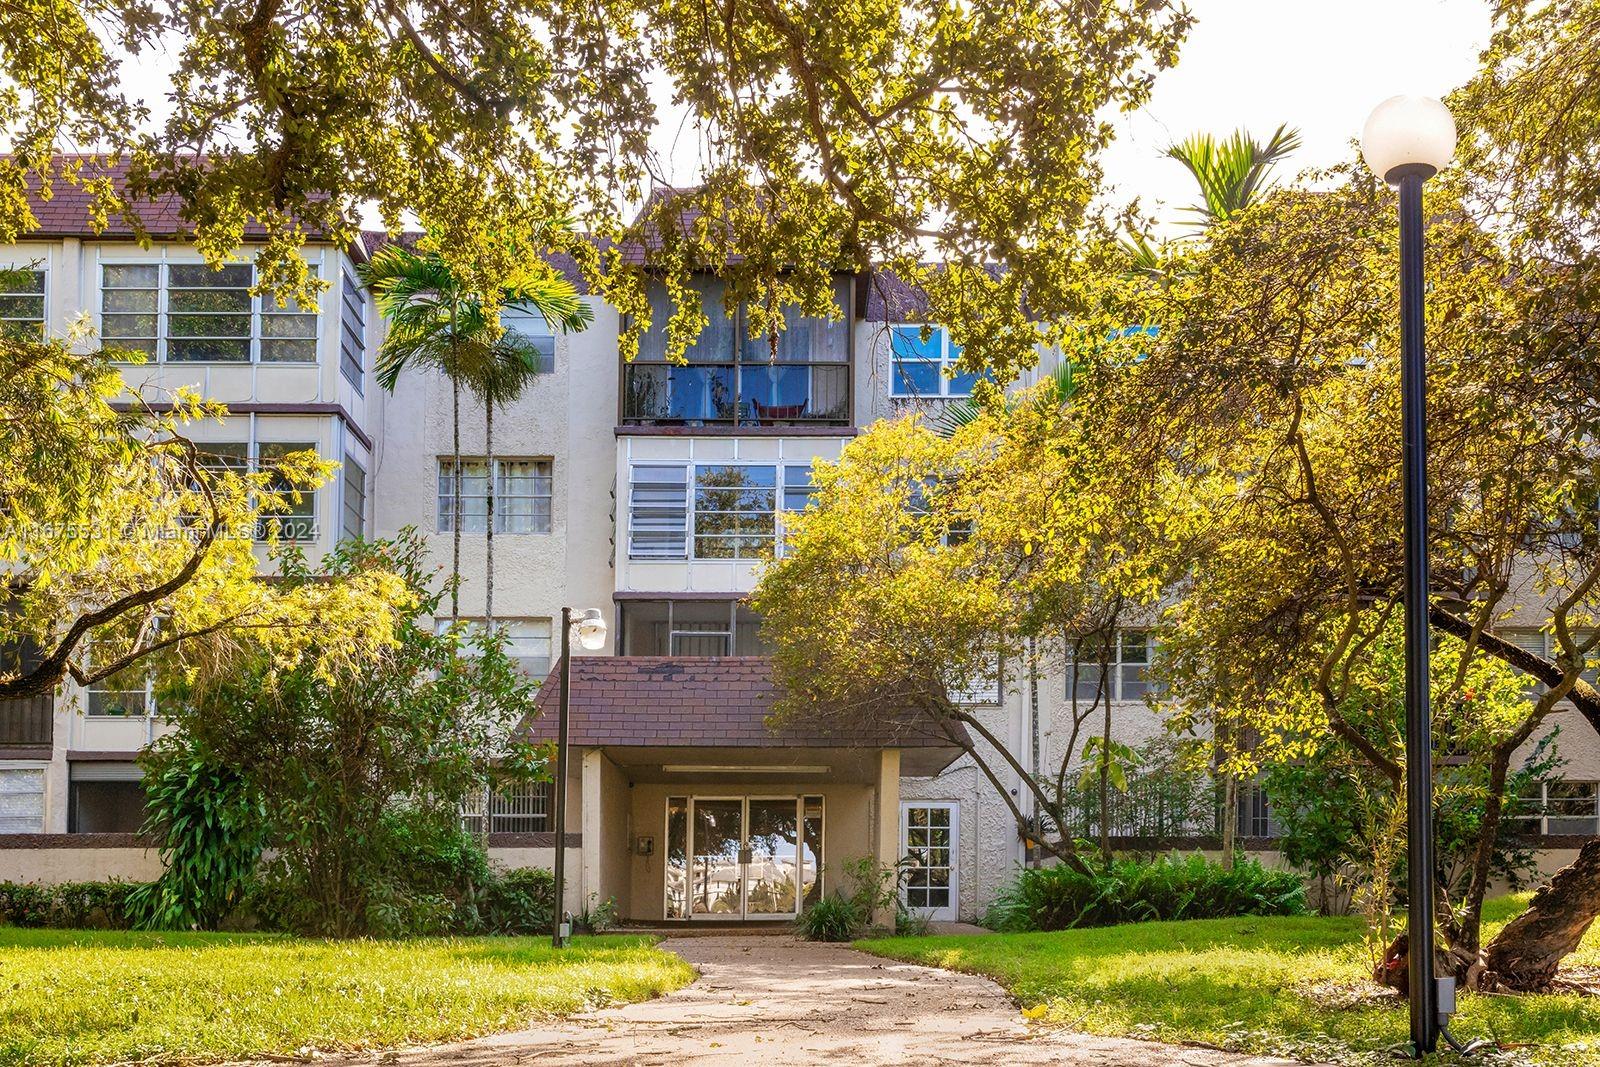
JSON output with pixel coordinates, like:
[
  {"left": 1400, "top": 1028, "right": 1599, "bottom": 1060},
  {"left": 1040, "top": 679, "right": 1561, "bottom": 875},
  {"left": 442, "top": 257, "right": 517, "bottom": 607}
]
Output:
[
  {"left": 0, "top": 928, "right": 695, "bottom": 1066},
  {"left": 859, "top": 896, "right": 1600, "bottom": 1065}
]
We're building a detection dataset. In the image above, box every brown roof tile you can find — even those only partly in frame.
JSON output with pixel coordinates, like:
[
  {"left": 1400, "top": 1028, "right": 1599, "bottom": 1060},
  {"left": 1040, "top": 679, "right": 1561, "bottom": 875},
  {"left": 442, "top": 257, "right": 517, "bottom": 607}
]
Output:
[{"left": 520, "top": 656, "right": 961, "bottom": 750}]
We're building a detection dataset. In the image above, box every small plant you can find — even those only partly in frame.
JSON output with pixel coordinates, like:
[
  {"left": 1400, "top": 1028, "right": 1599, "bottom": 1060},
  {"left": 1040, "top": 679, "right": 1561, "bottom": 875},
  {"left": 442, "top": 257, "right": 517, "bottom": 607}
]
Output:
[
  {"left": 795, "top": 895, "right": 864, "bottom": 941},
  {"left": 574, "top": 893, "right": 619, "bottom": 933}
]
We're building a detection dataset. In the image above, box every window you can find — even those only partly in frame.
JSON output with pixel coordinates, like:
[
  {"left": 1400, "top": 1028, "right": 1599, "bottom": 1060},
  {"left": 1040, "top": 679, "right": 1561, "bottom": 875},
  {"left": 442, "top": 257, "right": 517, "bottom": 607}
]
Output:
[
  {"left": 628, "top": 465, "right": 690, "bottom": 559},
  {"left": 257, "top": 442, "right": 319, "bottom": 541},
  {"left": 1512, "top": 780, "right": 1600, "bottom": 836},
  {"left": 1236, "top": 782, "right": 1282, "bottom": 838},
  {"left": 694, "top": 465, "right": 776, "bottom": 559},
  {"left": 950, "top": 657, "right": 1002, "bottom": 705},
  {"left": 443, "top": 618, "right": 554, "bottom": 679},
  {"left": 502, "top": 304, "right": 556, "bottom": 373},
  {"left": 1500, "top": 629, "right": 1599, "bottom": 700},
  {"left": 461, "top": 779, "right": 554, "bottom": 834},
  {"left": 341, "top": 459, "right": 367, "bottom": 541},
  {"left": 100, "top": 261, "right": 318, "bottom": 363},
  {"left": 0, "top": 268, "right": 45, "bottom": 339},
  {"left": 436, "top": 458, "right": 553, "bottom": 534},
  {"left": 87, "top": 667, "right": 153, "bottom": 717},
  {"left": 628, "top": 463, "right": 823, "bottom": 561},
  {"left": 339, "top": 271, "right": 366, "bottom": 390},
  {"left": 1069, "top": 629, "right": 1156, "bottom": 703},
  {"left": 890, "top": 324, "right": 979, "bottom": 398},
  {"left": 69, "top": 764, "right": 146, "bottom": 833},
  {"left": 619, "top": 600, "right": 766, "bottom": 656},
  {"left": 622, "top": 276, "right": 851, "bottom": 426},
  {"left": 0, "top": 766, "right": 45, "bottom": 833}
]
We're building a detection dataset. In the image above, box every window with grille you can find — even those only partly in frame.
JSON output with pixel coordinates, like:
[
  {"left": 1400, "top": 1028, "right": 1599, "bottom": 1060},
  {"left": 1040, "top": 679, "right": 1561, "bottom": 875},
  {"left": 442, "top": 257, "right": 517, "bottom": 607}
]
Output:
[
  {"left": 341, "top": 460, "right": 367, "bottom": 540},
  {"left": 460, "top": 779, "right": 554, "bottom": 834},
  {"left": 0, "top": 268, "right": 45, "bottom": 339},
  {"left": 87, "top": 666, "right": 154, "bottom": 718},
  {"left": 436, "top": 458, "right": 553, "bottom": 534},
  {"left": 619, "top": 600, "right": 766, "bottom": 656},
  {"left": 100, "top": 262, "right": 318, "bottom": 363},
  {"left": 1068, "top": 629, "right": 1156, "bottom": 703}
]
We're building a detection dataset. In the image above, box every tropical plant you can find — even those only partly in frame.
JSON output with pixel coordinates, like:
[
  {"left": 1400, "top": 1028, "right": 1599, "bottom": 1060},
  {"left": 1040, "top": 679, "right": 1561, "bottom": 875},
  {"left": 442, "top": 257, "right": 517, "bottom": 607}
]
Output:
[
  {"left": 983, "top": 853, "right": 1306, "bottom": 933},
  {"left": 1164, "top": 124, "right": 1302, "bottom": 230},
  {"left": 361, "top": 242, "right": 592, "bottom": 624},
  {"left": 126, "top": 741, "right": 268, "bottom": 931},
  {"left": 795, "top": 895, "right": 863, "bottom": 942}
]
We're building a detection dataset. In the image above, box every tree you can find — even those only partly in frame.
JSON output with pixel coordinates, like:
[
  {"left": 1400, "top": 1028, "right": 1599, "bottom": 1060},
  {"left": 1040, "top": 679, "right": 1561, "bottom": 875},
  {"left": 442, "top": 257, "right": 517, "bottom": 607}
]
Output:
[
  {"left": 1, "top": 0, "right": 1189, "bottom": 381},
  {"left": 754, "top": 374, "right": 1187, "bottom": 866},
  {"left": 362, "top": 242, "right": 591, "bottom": 621},
  {"left": 1092, "top": 161, "right": 1600, "bottom": 987},
  {"left": 0, "top": 332, "right": 405, "bottom": 701},
  {"left": 150, "top": 532, "right": 544, "bottom": 937}
]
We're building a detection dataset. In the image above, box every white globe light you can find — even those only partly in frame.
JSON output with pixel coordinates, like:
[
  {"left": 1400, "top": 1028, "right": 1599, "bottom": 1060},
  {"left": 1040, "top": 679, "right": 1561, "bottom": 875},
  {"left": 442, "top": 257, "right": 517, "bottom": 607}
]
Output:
[
  {"left": 574, "top": 608, "right": 607, "bottom": 651},
  {"left": 1361, "top": 95, "right": 1457, "bottom": 183}
]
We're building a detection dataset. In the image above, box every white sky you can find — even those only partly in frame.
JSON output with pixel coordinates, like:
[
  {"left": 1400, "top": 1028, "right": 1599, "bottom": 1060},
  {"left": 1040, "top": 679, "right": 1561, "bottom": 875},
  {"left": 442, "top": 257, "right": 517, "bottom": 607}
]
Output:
[
  {"left": 112, "top": 0, "right": 1495, "bottom": 234},
  {"left": 1097, "top": 0, "right": 1493, "bottom": 235}
]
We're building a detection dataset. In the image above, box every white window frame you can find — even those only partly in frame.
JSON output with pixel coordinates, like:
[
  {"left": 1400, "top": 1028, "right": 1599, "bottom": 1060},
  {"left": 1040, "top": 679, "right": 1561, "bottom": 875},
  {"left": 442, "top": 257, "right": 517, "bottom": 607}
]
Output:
[
  {"left": 1068, "top": 628, "right": 1156, "bottom": 703},
  {"left": 627, "top": 462, "right": 817, "bottom": 562},
  {"left": 889, "top": 323, "right": 975, "bottom": 399},
  {"left": 436, "top": 457, "right": 554, "bottom": 535},
  {"left": 338, "top": 268, "right": 367, "bottom": 391},
  {"left": 900, "top": 801, "right": 959, "bottom": 921},
  {"left": 440, "top": 617, "right": 554, "bottom": 680},
  {"left": 950, "top": 656, "right": 1002, "bottom": 706},
  {"left": 1512, "top": 779, "right": 1600, "bottom": 836},
  {"left": 0, "top": 266, "right": 47, "bottom": 337},
  {"left": 0, "top": 764, "right": 46, "bottom": 833},
  {"left": 98, "top": 257, "right": 321, "bottom": 365},
  {"left": 84, "top": 658, "right": 156, "bottom": 719},
  {"left": 341, "top": 458, "right": 367, "bottom": 541}
]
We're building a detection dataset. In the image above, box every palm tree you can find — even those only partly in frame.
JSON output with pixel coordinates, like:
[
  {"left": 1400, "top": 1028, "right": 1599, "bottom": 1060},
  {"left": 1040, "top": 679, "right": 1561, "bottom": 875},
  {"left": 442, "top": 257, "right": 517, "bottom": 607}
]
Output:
[
  {"left": 1164, "top": 123, "right": 1302, "bottom": 230},
  {"left": 362, "top": 245, "right": 591, "bottom": 624}
]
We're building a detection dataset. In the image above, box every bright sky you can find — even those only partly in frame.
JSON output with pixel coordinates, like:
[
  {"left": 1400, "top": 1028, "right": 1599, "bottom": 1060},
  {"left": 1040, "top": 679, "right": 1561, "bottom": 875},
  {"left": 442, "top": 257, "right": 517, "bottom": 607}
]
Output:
[{"left": 1099, "top": 0, "right": 1493, "bottom": 235}]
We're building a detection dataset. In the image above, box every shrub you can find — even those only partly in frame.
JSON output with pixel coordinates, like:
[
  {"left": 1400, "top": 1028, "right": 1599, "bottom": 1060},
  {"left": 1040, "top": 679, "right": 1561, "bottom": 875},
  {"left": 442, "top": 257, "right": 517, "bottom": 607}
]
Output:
[
  {"left": 482, "top": 868, "right": 555, "bottom": 934},
  {"left": 984, "top": 853, "right": 1307, "bottom": 932},
  {"left": 795, "top": 895, "right": 863, "bottom": 941},
  {"left": 0, "top": 881, "right": 142, "bottom": 928}
]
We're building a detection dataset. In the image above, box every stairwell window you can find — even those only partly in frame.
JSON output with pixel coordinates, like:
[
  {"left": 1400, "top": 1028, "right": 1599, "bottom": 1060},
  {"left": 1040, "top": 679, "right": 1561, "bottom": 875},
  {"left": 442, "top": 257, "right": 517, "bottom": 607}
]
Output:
[{"left": 437, "top": 459, "right": 553, "bottom": 534}]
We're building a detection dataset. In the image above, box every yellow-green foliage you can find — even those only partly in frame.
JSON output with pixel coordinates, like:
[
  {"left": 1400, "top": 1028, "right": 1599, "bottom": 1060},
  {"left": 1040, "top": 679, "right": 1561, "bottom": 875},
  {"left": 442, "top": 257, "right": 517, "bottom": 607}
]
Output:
[{"left": 0, "top": 930, "right": 694, "bottom": 1066}]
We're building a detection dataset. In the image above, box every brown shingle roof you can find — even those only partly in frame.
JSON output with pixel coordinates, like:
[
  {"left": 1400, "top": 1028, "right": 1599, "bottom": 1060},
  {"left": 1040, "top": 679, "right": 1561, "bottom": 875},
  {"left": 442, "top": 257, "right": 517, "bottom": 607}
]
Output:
[
  {"left": 520, "top": 656, "right": 963, "bottom": 750},
  {"left": 16, "top": 156, "right": 332, "bottom": 241}
]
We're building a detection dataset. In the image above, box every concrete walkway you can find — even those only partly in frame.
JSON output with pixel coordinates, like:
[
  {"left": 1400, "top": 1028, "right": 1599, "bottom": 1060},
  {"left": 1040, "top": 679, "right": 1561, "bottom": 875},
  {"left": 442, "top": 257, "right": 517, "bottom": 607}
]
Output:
[{"left": 302, "top": 934, "right": 1314, "bottom": 1066}]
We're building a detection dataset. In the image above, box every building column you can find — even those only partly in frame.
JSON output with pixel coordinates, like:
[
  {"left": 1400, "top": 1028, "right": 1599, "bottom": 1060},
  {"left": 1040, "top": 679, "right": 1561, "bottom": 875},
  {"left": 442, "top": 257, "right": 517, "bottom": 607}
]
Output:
[
  {"left": 875, "top": 748, "right": 901, "bottom": 928},
  {"left": 579, "top": 749, "right": 603, "bottom": 917}
]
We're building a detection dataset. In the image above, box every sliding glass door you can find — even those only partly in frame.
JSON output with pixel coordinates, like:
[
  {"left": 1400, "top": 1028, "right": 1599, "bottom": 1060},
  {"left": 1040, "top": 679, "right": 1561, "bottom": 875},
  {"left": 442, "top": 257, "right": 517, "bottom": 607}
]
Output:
[{"left": 665, "top": 795, "right": 822, "bottom": 920}]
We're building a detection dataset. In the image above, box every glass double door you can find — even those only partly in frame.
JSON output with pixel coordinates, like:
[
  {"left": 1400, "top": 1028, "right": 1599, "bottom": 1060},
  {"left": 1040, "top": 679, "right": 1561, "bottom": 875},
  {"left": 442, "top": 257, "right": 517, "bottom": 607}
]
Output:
[{"left": 667, "top": 795, "right": 822, "bottom": 920}]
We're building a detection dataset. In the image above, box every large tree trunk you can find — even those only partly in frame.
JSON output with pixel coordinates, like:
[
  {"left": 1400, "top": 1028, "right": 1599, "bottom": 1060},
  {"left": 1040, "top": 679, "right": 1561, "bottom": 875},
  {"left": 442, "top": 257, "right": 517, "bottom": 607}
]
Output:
[{"left": 1484, "top": 839, "right": 1600, "bottom": 990}]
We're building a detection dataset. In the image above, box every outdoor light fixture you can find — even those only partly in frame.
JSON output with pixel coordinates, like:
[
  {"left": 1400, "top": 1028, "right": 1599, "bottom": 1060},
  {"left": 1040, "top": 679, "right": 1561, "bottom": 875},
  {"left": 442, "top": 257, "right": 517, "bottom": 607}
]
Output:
[
  {"left": 551, "top": 606, "right": 607, "bottom": 949},
  {"left": 1361, "top": 94, "right": 1457, "bottom": 1059}
]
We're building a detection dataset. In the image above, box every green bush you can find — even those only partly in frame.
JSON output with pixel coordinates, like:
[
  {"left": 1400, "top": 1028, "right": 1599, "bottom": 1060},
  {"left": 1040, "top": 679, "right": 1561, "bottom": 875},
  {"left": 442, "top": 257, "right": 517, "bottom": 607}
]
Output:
[
  {"left": 0, "top": 881, "right": 142, "bottom": 928},
  {"left": 482, "top": 868, "right": 555, "bottom": 934},
  {"left": 795, "top": 895, "right": 863, "bottom": 941},
  {"left": 984, "top": 853, "right": 1307, "bottom": 932}
]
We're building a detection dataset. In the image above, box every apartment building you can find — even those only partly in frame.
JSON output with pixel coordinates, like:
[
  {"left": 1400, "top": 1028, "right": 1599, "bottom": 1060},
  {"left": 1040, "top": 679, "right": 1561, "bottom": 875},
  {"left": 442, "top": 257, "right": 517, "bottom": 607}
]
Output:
[{"left": 3, "top": 174, "right": 1597, "bottom": 921}]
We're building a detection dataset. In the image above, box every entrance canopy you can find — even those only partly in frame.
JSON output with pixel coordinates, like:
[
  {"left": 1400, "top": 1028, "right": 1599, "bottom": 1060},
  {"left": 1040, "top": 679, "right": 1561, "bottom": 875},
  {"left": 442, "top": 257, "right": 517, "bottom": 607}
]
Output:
[{"left": 520, "top": 656, "right": 967, "bottom": 778}]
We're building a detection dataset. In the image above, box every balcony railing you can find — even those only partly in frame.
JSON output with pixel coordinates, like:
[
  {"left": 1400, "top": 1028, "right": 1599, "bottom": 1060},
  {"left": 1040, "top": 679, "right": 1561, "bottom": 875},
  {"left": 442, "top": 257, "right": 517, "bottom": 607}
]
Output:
[
  {"left": 0, "top": 692, "right": 53, "bottom": 747},
  {"left": 1057, "top": 775, "right": 1223, "bottom": 841},
  {"left": 622, "top": 362, "right": 850, "bottom": 427}
]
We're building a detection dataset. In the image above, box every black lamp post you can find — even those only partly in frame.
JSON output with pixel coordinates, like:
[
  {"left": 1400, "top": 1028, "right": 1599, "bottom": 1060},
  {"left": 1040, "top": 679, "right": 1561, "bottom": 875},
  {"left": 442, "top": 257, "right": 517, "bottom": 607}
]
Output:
[
  {"left": 1361, "top": 94, "right": 1458, "bottom": 1057},
  {"left": 550, "top": 606, "right": 607, "bottom": 949}
]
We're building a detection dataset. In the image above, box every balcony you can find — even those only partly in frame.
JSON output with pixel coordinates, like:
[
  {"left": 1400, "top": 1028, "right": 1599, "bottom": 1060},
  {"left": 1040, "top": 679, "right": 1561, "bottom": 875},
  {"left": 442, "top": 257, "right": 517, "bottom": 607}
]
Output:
[{"left": 621, "top": 276, "right": 853, "bottom": 429}]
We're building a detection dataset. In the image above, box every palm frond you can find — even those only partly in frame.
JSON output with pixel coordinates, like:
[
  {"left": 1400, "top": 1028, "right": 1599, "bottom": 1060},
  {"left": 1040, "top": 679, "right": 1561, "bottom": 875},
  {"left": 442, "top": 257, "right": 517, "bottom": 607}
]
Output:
[{"left": 1165, "top": 124, "right": 1302, "bottom": 230}]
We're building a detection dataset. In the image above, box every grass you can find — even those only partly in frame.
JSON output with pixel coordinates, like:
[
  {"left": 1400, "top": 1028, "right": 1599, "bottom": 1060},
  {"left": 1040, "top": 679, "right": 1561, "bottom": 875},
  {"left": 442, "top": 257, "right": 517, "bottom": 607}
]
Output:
[
  {"left": 0, "top": 928, "right": 695, "bottom": 1066},
  {"left": 858, "top": 895, "right": 1600, "bottom": 1066}
]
